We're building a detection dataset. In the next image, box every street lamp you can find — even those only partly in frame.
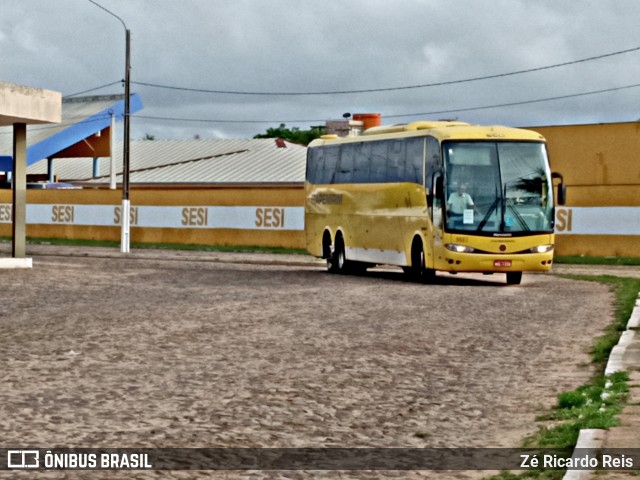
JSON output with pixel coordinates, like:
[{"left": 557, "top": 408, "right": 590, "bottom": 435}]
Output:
[{"left": 88, "top": 0, "right": 131, "bottom": 253}]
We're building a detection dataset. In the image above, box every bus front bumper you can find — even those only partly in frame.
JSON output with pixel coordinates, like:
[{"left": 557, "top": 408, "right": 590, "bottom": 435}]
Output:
[{"left": 434, "top": 251, "right": 555, "bottom": 273}]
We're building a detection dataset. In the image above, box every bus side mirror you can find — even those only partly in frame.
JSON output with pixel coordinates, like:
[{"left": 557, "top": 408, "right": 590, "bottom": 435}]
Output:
[
  {"left": 557, "top": 184, "right": 567, "bottom": 206},
  {"left": 552, "top": 172, "right": 566, "bottom": 206}
]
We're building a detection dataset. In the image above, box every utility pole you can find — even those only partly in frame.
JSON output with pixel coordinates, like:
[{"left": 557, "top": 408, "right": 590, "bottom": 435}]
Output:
[
  {"left": 87, "top": 0, "right": 131, "bottom": 253},
  {"left": 121, "top": 28, "right": 131, "bottom": 253}
]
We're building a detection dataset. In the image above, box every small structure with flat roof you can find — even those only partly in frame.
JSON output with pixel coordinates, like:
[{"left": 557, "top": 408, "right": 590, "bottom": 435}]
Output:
[{"left": 0, "top": 81, "right": 61, "bottom": 267}]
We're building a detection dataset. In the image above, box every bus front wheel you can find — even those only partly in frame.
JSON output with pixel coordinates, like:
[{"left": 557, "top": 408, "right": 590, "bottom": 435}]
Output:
[
  {"left": 408, "top": 239, "right": 435, "bottom": 283},
  {"left": 506, "top": 272, "right": 523, "bottom": 285}
]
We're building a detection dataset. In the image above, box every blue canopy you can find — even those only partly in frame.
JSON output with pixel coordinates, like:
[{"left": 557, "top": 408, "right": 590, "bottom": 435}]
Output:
[{"left": 0, "top": 93, "right": 143, "bottom": 171}]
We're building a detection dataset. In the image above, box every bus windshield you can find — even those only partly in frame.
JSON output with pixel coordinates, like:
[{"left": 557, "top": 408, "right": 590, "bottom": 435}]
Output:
[{"left": 443, "top": 141, "right": 554, "bottom": 234}]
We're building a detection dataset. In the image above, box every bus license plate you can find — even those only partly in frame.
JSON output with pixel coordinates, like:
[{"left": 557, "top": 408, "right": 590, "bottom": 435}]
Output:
[{"left": 494, "top": 260, "right": 512, "bottom": 267}]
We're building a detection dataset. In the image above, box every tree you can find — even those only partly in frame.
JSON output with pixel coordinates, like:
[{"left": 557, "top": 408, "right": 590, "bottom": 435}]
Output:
[{"left": 253, "top": 123, "right": 323, "bottom": 146}]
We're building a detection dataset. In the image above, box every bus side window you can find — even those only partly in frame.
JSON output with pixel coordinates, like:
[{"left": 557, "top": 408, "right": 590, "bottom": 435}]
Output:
[
  {"left": 353, "top": 142, "right": 371, "bottom": 183},
  {"left": 337, "top": 144, "right": 354, "bottom": 183},
  {"left": 370, "top": 141, "right": 388, "bottom": 183},
  {"left": 307, "top": 148, "right": 321, "bottom": 184},
  {"left": 321, "top": 146, "right": 340, "bottom": 184},
  {"left": 407, "top": 138, "right": 424, "bottom": 185},
  {"left": 388, "top": 140, "right": 406, "bottom": 182}
]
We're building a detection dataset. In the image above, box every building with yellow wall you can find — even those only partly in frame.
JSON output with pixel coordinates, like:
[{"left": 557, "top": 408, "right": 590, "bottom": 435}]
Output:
[
  {"left": 531, "top": 121, "right": 640, "bottom": 257},
  {"left": 1, "top": 137, "right": 307, "bottom": 249},
  {"left": 3, "top": 109, "right": 640, "bottom": 257}
]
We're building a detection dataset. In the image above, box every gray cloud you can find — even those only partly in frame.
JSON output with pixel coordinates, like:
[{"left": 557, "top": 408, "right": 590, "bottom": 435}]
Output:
[{"left": 2, "top": 0, "right": 640, "bottom": 139}]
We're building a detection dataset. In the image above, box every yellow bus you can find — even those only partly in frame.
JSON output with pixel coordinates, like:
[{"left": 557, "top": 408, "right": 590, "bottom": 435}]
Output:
[{"left": 304, "top": 120, "right": 566, "bottom": 285}]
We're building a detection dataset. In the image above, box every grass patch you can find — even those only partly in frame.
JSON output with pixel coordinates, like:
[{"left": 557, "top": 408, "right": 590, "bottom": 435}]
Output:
[
  {"left": 0, "top": 236, "right": 308, "bottom": 256},
  {"left": 132, "top": 242, "right": 307, "bottom": 256},
  {"left": 488, "top": 472, "right": 565, "bottom": 480},
  {"left": 483, "top": 276, "right": 639, "bottom": 480},
  {"left": 554, "top": 255, "right": 640, "bottom": 266},
  {"left": 562, "top": 276, "right": 640, "bottom": 365},
  {"left": 485, "top": 372, "right": 629, "bottom": 480},
  {"left": 526, "top": 371, "right": 628, "bottom": 448}
]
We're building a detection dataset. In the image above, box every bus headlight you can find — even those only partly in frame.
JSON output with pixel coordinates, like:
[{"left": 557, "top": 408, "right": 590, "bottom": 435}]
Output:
[
  {"left": 445, "top": 244, "right": 476, "bottom": 253},
  {"left": 529, "top": 245, "right": 554, "bottom": 254}
]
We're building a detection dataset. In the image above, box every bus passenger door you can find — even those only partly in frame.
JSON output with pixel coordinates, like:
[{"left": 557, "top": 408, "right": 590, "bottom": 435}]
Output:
[
  {"left": 425, "top": 136, "right": 444, "bottom": 267},
  {"left": 431, "top": 173, "right": 444, "bottom": 248}
]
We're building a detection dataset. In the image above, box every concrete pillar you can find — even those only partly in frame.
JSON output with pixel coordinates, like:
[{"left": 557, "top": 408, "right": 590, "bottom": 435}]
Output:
[
  {"left": 0, "top": 81, "right": 60, "bottom": 268},
  {"left": 12, "top": 123, "right": 27, "bottom": 258}
]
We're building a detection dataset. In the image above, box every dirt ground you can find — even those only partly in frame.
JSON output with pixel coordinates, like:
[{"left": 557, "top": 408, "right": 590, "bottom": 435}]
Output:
[{"left": 0, "top": 246, "right": 617, "bottom": 479}]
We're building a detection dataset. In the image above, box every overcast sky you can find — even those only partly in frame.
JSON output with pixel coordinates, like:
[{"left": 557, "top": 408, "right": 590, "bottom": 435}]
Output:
[{"left": 3, "top": 0, "right": 640, "bottom": 140}]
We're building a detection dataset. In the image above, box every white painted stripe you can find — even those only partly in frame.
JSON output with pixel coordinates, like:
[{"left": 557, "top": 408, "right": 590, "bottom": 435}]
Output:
[
  {"left": 8, "top": 203, "right": 640, "bottom": 236},
  {"left": 138, "top": 206, "right": 181, "bottom": 228},
  {"left": 0, "top": 204, "right": 305, "bottom": 231},
  {"left": 5, "top": 203, "right": 640, "bottom": 236},
  {"left": 346, "top": 246, "right": 408, "bottom": 266},
  {"left": 556, "top": 207, "right": 640, "bottom": 235}
]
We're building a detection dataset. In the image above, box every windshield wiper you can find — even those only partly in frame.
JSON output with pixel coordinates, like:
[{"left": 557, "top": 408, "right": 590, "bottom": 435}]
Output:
[
  {"left": 505, "top": 198, "right": 531, "bottom": 232},
  {"left": 477, "top": 197, "right": 499, "bottom": 231},
  {"left": 478, "top": 184, "right": 531, "bottom": 233},
  {"left": 477, "top": 183, "right": 501, "bottom": 232}
]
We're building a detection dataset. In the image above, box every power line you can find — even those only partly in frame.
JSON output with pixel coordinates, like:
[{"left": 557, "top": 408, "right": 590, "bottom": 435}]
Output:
[
  {"left": 385, "top": 82, "right": 640, "bottom": 119},
  {"left": 131, "top": 45, "right": 640, "bottom": 96},
  {"left": 68, "top": 43, "right": 640, "bottom": 101},
  {"left": 131, "top": 82, "right": 640, "bottom": 125},
  {"left": 65, "top": 80, "right": 122, "bottom": 98},
  {"left": 5, "top": 81, "right": 637, "bottom": 132}
]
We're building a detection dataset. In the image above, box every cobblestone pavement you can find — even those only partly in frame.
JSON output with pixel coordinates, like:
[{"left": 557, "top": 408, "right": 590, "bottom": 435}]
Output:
[{"left": 0, "top": 245, "right": 634, "bottom": 479}]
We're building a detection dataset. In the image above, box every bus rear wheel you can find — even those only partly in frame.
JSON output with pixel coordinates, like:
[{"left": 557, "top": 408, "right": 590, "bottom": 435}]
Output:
[
  {"left": 506, "top": 272, "right": 523, "bottom": 285},
  {"left": 327, "top": 236, "right": 347, "bottom": 274}
]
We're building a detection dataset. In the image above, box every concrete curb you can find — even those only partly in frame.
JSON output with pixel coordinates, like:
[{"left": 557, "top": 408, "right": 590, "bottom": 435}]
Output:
[
  {"left": 562, "top": 293, "right": 640, "bottom": 480},
  {"left": 562, "top": 429, "right": 607, "bottom": 480},
  {"left": 0, "top": 257, "right": 32, "bottom": 268},
  {"left": 628, "top": 297, "right": 640, "bottom": 329},
  {"left": 606, "top": 330, "right": 638, "bottom": 376},
  {"left": 605, "top": 294, "right": 640, "bottom": 377}
]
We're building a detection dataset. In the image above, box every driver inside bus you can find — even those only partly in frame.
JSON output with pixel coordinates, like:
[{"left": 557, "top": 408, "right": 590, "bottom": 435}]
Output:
[{"left": 447, "top": 183, "right": 479, "bottom": 217}]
